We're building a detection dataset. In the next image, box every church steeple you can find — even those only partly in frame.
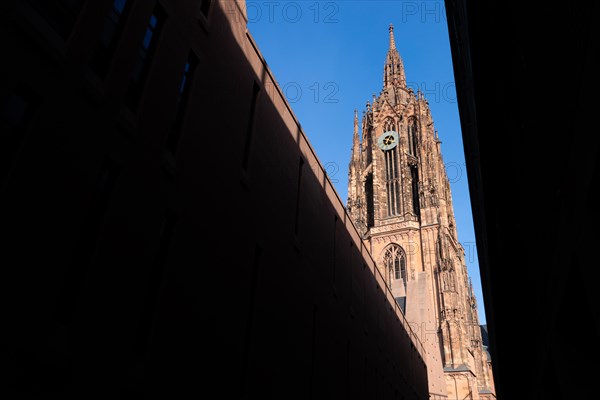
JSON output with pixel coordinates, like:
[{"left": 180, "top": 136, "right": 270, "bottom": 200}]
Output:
[
  {"left": 348, "top": 23, "right": 495, "bottom": 400},
  {"left": 383, "top": 24, "right": 406, "bottom": 88}
]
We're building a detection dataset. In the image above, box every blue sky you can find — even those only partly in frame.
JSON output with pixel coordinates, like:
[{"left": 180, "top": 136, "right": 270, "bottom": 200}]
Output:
[{"left": 247, "top": 0, "right": 486, "bottom": 324}]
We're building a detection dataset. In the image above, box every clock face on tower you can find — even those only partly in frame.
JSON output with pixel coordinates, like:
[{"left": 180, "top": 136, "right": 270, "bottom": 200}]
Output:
[{"left": 377, "top": 131, "right": 399, "bottom": 151}]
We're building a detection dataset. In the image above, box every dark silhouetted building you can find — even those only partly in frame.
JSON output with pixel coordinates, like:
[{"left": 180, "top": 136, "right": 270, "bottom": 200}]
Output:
[{"left": 445, "top": 0, "right": 600, "bottom": 398}]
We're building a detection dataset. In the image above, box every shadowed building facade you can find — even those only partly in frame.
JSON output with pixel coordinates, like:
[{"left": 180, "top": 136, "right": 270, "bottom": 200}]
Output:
[
  {"left": 2, "top": 1, "right": 430, "bottom": 398},
  {"left": 347, "top": 25, "right": 495, "bottom": 400}
]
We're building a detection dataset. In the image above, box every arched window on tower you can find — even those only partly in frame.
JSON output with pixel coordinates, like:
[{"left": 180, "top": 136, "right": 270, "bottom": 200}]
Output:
[
  {"left": 406, "top": 118, "right": 421, "bottom": 218},
  {"left": 365, "top": 173, "right": 374, "bottom": 228},
  {"left": 383, "top": 244, "right": 407, "bottom": 289},
  {"left": 365, "top": 131, "right": 373, "bottom": 165},
  {"left": 407, "top": 119, "right": 419, "bottom": 156},
  {"left": 383, "top": 118, "right": 401, "bottom": 216},
  {"left": 411, "top": 165, "right": 420, "bottom": 218}
]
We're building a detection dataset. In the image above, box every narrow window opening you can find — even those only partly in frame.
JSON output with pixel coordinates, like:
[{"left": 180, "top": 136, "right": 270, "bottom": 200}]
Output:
[
  {"left": 365, "top": 173, "right": 374, "bottom": 227},
  {"left": 125, "top": 4, "right": 167, "bottom": 111},
  {"left": 168, "top": 51, "right": 199, "bottom": 154},
  {"left": 411, "top": 122, "right": 419, "bottom": 155},
  {"left": 411, "top": 166, "right": 420, "bottom": 218},
  {"left": 242, "top": 81, "right": 261, "bottom": 170},
  {"left": 408, "top": 120, "right": 419, "bottom": 156},
  {"left": 90, "top": 0, "right": 131, "bottom": 79}
]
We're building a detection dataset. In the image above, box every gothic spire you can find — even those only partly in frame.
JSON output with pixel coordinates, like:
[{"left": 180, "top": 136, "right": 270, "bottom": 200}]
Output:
[{"left": 383, "top": 24, "right": 406, "bottom": 89}]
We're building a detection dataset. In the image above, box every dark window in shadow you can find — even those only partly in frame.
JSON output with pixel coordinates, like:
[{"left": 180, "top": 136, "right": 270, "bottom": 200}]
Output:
[
  {"left": 124, "top": 3, "right": 166, "bottom": 112},
  {"left": 242, "top": 81, "right": 261, "bottom": 170},
  {"left": 89, "top": 0, "right": 131, "bottom": 79},
  {"left": 167, "top": 51, "right": 199, "bottom": 154}
]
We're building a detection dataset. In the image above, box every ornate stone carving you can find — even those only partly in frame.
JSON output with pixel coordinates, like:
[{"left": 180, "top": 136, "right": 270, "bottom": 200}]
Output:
[{"left": 407, "top": 153, "right": 418, "bottom": 167}]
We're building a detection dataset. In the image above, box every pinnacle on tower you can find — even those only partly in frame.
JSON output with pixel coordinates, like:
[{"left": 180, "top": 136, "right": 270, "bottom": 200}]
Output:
[
  {"left": 389, "top": 24, "right": 396, "bottom": 50},
  {"left": 384, "top": 24, "right": 406, "bottom": 88},
  {"left": 351, "top": 109, "right": 361, "bottom": 162}
]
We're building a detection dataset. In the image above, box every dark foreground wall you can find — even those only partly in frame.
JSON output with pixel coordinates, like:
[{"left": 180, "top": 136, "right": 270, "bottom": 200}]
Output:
[
  {"left": 2, "top": 1, "right": 429, "bottom": 398},
  {"left": 445, "top": 0, "right": 600, "bottom": 398}
]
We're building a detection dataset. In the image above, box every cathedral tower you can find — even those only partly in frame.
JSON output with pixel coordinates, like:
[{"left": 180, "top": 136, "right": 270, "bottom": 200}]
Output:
[{"left": 347, "top": 25, "right": 495, "bottom": 400}]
